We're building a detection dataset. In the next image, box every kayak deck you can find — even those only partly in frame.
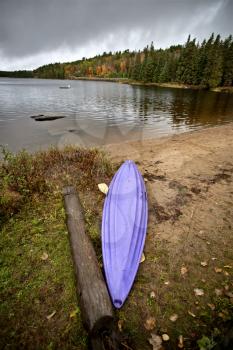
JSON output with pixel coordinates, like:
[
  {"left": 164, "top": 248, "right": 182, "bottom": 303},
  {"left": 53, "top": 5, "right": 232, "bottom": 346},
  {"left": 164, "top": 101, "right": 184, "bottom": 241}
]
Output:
[{"left": 102, "top": 160, "right": 148, "bottom": 308}]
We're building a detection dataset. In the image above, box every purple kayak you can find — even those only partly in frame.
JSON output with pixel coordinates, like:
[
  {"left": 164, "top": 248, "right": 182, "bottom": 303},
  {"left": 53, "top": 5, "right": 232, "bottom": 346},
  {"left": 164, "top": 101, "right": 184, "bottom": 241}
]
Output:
[{"left": 102, "top": 160, "right": 148, "bottom": 308}]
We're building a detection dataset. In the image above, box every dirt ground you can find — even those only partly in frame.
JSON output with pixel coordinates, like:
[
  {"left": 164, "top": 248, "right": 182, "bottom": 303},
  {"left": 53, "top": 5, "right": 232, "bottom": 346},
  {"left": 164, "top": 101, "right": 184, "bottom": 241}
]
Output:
[
  {"left": 104, "top": 123, "right": 233, "bottom": 245},
  {"left": 103, "top": 123, "right": 233, "bottom": 349}
]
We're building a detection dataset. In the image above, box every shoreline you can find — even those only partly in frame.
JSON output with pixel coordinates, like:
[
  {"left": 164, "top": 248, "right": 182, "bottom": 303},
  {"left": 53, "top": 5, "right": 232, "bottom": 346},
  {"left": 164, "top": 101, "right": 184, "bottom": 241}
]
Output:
[
  {"left": 1, "top": 75, "right": 233, "bottom": 93},
  {"left": 71, "top": 76, "right": 233, "bottom": 93},
  {"left": 103, "top": 122, "right": 233, "bottom": 162}
]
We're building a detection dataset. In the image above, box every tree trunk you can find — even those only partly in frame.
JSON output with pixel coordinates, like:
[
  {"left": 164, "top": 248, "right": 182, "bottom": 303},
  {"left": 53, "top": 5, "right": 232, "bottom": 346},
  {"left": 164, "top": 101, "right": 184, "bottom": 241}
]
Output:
[{"left": 63, "top": 186, "right": 121, "bottom": 349}]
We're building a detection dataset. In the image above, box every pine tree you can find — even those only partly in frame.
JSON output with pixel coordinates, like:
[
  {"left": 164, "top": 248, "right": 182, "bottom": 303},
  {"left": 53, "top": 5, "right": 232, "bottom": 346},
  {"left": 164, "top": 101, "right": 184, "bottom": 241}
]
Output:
[{"left": 222, "top": 35, "right": 233, "bottom": 86}]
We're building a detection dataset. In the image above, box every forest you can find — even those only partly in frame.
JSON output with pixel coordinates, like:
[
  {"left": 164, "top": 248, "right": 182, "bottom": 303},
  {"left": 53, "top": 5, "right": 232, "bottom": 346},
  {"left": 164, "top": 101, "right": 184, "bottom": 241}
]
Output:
[{"left": 1, "top": 33, "right": 233, "bottom": 88}]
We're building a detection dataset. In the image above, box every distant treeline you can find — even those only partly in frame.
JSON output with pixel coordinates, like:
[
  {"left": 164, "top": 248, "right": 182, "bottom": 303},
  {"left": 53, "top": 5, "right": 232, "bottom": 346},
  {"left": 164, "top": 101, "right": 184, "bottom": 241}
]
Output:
[
  {"left": 1, "top": 33, "right": 233, "bottom": 88},
  {"left": 0, "top": 70, "right": 33, "bottom": 78}
]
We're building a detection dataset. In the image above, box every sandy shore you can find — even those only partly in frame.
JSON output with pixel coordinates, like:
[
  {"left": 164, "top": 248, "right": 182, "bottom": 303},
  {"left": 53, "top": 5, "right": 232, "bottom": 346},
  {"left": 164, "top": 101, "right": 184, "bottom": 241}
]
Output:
[
  {"left": 103, "top": 123, "right": 233, "bottom": 347},
  {"left": 104, "top": 123, "right": 233, "bottom": 243}
]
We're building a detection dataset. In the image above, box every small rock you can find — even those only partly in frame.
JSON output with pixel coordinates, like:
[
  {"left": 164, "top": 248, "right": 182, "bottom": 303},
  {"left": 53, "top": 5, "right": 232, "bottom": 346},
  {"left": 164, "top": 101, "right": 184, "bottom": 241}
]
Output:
[{"left": 201, "top": 261, "right": 208, "bottom": 267}]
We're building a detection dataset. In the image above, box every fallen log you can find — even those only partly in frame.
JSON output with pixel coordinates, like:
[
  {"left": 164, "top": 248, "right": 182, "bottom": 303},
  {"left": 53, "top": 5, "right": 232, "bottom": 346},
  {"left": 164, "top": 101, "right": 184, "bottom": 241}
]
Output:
[
  {"left": 30, "top": 114, "right": 65, "bottom": 121},
  {"left": 63, "top": 186, "right": 121, "bottom": 349}
]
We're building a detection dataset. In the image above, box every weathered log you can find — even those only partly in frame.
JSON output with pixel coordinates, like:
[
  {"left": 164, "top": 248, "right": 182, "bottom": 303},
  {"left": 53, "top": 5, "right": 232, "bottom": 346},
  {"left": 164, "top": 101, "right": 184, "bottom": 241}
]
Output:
[
  {"left": 63, "top": 186, "right": 121, "bottom": 349},
  {"left": 30, "top": 114, "right": 65, "bottom": 121}
]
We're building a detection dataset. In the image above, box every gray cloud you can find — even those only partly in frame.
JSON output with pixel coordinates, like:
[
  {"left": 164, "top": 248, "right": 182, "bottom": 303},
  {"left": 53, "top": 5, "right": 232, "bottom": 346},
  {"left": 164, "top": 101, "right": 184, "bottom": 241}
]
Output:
[{"left": 0, "top": 0, "right": 232, "bottom": 70}]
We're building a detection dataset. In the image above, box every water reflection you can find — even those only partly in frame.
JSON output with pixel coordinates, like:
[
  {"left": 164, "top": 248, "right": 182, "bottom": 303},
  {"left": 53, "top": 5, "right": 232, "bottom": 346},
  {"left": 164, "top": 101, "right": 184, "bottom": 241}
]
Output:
[{"left": 0, "top": 78, "right": 233, "bottom": 152}]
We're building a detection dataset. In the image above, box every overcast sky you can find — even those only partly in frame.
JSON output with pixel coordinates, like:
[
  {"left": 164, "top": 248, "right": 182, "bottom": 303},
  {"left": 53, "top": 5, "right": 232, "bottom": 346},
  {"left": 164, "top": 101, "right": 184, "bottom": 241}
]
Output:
[{"left": 0, "top": 0, "right": 232, "bottom": 71}]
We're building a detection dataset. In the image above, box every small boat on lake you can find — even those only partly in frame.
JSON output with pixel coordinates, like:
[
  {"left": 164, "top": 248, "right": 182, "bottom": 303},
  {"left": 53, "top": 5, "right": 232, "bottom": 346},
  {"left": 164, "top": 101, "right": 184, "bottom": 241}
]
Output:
[{"left": 59, "top": 84, "right": 71, "bottom": 89}]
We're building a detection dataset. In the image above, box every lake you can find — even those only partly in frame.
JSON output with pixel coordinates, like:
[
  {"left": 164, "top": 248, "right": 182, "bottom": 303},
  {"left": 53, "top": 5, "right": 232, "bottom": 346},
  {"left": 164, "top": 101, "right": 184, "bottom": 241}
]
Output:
[{"left": 0, "top": 77, "right": 233, "bottom": 153}]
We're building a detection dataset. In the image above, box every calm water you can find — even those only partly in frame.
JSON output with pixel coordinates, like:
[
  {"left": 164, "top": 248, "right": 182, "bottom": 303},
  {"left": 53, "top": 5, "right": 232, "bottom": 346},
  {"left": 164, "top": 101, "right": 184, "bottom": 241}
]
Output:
[{"left": 0, "top": 77, "right": 233, "bottom": 152}]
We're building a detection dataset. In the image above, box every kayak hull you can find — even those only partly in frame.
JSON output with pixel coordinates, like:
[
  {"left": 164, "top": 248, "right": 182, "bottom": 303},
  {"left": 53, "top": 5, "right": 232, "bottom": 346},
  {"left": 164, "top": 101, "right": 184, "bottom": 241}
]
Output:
[{"left": 102, "top": 160, "right": 148, "bottom": 308}]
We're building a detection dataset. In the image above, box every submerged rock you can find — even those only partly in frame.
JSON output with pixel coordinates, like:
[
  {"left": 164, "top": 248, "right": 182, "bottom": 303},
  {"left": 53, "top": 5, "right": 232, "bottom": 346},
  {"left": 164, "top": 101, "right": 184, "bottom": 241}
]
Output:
[{"left": 30, "top": 114, "right": 65, "bottom": 121}]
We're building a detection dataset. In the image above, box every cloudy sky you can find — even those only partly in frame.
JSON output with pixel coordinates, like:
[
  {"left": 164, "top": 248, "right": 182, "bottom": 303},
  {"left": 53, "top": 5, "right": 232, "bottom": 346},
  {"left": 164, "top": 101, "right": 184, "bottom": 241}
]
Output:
[{"left": 0, "top": 0, "right": 232, "bottom": 71}]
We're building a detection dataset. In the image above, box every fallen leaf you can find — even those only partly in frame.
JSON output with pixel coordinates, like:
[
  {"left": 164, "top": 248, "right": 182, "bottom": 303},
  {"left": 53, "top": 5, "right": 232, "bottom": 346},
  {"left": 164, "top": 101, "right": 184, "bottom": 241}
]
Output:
[
  {"left": 206, "top": 241, "right": 211, "bottom": 245},
  {"left": 169, "top": 314, "right": 178, "bottom": 322},
  {"left": 178, "top": 335, "right": 184, "bottom": 348},
  {"left": 188, "top": 311, "right": 196, "bottom": 318},
  {"left": 69, "top": 308, "right": 79, "bottom": 318},
  {"left": 41, "top": 252, "right": 48, "bottom": 261},
  {"left": 214, "top": 267, "right": 222, "bottom": 273},
  {"left": 46, "top": 311, "right": 56, "bottom": 320},
  {"left": 201, "top": 261, "right": 208, "bottom": 267},
  {"left": 140, "top": 252, "right": 146, "bottom": 263},
  {"left": 215, "top": 289, "right": 223, "bottom": 296},
  {"left": 194, "top": 288, "right": 204, "bottom": 296},
  {"left": 98, "top": 183, "right": 109, "bottom": 195},
  {"left": 224, "top": 271, "right": 229, "bottom": 276},
  {"left": 225, "top": 291, "right": 233, "bottom": 298},
  {"left": 148, "top": 333, "right": 162, "bottom": 350},
  {"left": 164, "top": 281, "right": 170, "bottom": 285},
  {"left": 180, "top": 266, "right": 188, "bottom": 275},
  {"left": 118, "top": 319, "right": 124, "bottom": 332},
  {"left": 223, "top": 265, "right": 232, "bottom": 269},
  {"left": 144, "top": 317, "right": 156, "bottom": 330},
  {"left": 207, "top": 303, "right": 215, "bottom": 310},
  {"left": 150, "top": 291, "right": 156, "bottom": 299},
  {"left": 162, "top": 334, "right": 170, "bottom": 341},
  {"left": 211, "top": 257, "right": 217, "bottom": 260}
]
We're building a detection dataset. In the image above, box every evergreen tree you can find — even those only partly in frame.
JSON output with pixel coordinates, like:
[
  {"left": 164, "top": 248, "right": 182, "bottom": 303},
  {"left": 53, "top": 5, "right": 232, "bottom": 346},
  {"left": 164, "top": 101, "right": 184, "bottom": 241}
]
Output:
[
  {"left": 222, "top": 35, "right": 233, "bottom": 86},
  {"left": 4, "top": 32, "right": 232, "bottom": 88}
]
